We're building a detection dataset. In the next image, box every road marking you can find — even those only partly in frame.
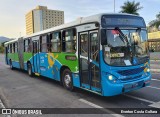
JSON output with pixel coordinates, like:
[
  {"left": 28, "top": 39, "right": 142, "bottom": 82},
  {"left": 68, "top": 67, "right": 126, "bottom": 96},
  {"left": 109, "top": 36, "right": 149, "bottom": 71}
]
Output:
[
  {"left": 79, "top": 99, "right": 103, "bottom": 108},
  {"left": 151, "top": 79, "right": 160, "bottom": 81},
  {"left": 147, "top": 86, "right": 160, "bottom": 90},
  {"left": 0, "top": 100, "right": 5, "bottom": 108},
  {"left": 149, "top": 102, "right": 160, "bottom": 108},
  {"left": 0, "top": 99, "right": 11, "bottom": 117},
  {"left": 124, "top": 94, "right": 155, "bottom": 104},
  {"left": 79, "top": 99, "right": 124, "bottom": 117}
]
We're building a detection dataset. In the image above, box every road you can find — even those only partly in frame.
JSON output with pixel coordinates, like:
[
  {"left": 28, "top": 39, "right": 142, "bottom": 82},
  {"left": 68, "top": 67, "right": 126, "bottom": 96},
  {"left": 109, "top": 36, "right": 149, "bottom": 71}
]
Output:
[{"left": 0, "top": 54, "right": 160, "bottom": 117}]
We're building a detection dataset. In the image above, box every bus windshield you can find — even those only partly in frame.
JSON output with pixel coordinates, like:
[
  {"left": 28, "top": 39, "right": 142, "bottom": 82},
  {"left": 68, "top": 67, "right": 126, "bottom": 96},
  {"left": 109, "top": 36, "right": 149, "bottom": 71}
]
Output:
[{"left": 103, "top": 28, "right": 149, "bottom": 66}]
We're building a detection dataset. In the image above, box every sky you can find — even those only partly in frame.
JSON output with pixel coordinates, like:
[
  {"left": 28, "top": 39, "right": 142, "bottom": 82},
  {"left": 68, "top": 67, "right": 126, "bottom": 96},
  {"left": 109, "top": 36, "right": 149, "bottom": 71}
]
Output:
[{"left": 0, "top": 0, "right": 160, "bottom": 38}]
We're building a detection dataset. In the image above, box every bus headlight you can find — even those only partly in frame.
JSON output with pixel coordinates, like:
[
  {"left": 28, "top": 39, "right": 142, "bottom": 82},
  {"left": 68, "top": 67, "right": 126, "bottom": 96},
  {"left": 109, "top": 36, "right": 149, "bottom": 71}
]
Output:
[
  {"left": 108, "top": 75, "right": 113, "bottom": 80},
  {"left": 147, "top": 68, "right": 150, "bottom": 72},
  {"left": 108, "top": 75, "right": 117, "bottom": 83}
]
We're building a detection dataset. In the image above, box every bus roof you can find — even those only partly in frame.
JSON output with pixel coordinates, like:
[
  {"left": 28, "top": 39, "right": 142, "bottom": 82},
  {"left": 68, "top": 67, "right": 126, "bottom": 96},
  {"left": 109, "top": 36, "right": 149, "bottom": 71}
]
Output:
[
  {"left": 5, "top": 13, "right": 144, "bottom": 45},
  {"left": 23, "top": 13, "right": 143, "bottom": 38},
  {"left": 4, "top": 38, "right": 18, "bottom": 45}
]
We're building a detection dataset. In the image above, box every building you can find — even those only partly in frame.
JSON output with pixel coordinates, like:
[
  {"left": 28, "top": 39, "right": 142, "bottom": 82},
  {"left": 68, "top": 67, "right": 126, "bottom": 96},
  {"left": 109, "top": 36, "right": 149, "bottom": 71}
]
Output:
[
  {"left": 26, "top": 6, "right": 64, "bottom": 35},
  {"left": 148, "top": 31, "right": 160, "bottom": 52}
]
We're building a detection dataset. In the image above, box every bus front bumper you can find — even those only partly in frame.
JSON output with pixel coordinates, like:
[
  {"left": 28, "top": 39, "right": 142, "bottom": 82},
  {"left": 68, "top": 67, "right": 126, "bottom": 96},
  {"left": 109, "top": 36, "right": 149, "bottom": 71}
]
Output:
[{"left": 102, "top": 74, "right": 151, "bottom": 96}]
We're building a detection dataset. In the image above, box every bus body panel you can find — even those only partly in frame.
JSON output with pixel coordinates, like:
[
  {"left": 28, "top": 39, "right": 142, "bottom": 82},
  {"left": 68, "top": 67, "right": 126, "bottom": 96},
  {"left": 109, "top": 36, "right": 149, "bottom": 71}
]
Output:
[
  {"left": 99, "top": 50, "right": 151, "bottom": 96},
  {"left": 4, "top": 13, "right": 151, "bottom": 96}
]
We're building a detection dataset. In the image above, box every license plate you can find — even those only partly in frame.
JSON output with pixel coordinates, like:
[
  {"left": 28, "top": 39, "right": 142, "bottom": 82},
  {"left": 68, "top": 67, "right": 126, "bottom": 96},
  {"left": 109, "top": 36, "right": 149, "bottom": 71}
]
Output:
[{"left": 124, "top": 81, "right": 143, "bottom": 90}]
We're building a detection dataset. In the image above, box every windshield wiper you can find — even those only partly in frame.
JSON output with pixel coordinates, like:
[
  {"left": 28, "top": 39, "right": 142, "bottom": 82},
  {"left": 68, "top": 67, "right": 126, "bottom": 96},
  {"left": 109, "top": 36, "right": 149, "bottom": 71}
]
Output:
[{"left": 115, "top": 27, "right": 130, "bottom": 46}]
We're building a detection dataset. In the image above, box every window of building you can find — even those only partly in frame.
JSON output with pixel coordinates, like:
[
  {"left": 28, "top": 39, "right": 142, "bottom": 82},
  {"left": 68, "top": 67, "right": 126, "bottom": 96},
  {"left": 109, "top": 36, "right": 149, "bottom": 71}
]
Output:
[
  {"left": 62, "top": 28, "right": 76, "bottom": 53},
  {"left": 51, "top": 32, "right": 61, "bottom": 52}
]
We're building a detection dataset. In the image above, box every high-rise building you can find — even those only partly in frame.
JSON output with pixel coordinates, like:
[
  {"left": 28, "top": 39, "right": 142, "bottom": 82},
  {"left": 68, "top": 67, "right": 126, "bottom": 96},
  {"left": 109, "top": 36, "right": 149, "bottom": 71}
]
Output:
[{"left": 25, "top": 6, "right": 64, "bottom": 35}]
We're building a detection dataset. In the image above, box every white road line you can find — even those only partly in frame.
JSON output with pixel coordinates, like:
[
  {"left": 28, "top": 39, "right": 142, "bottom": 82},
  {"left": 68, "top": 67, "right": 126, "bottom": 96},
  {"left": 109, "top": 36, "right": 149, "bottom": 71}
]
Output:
[
  {"left": 124, "top": 94, "right": 155, "bottom": 104},
  {"left": 149, "top": 102, "right": 160, "bottom": 108},
  {"left": 79, "top": 99, "right": 103, "bottom": 108},
  {"left": 151, "top": 79, "right": 160, "bottom": 81},
  {"left": 0, "top": 99, "right": 5, "bottom": 108},
  {"left": 79, "top": 99, "right": 124, "bottom": 117},
  {"left": 147, "top": 86, "right": 160, "bottom": 90}
]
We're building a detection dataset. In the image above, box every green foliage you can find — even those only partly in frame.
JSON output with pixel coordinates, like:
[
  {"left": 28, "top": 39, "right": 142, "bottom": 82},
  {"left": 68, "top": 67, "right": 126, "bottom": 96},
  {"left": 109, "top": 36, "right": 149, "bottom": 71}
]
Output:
[
  {"left": 0, "top": 46, "right": 4, "bottom": 53},
  {"left": 120, "top": 1, "right": 143, "bottom": 15},
  {"left": 149, "top": 12, "right": 160, "bottom": 29}
]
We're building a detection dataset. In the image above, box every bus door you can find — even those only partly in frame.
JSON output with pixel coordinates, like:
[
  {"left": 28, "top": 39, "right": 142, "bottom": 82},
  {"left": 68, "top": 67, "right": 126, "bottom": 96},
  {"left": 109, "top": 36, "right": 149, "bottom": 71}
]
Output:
[
  {"left": 79, "top": 30, "right": 101, "bottom": 93},
  {"left": 32, "top": 40, "right": 39, "bottom": 73}
]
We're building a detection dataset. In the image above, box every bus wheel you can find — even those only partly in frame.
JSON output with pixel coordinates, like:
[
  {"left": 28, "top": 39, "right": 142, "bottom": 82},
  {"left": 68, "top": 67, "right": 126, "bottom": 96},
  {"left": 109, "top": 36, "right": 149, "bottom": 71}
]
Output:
[
  {"left": 62, "top": 69, "right": 74, "bottom": 91},
  {"left": 27, "top": 63, "right": 33, "bottom": 77},
  {"left": 9, "top": 60, "right": 14, "bottom": 70}
]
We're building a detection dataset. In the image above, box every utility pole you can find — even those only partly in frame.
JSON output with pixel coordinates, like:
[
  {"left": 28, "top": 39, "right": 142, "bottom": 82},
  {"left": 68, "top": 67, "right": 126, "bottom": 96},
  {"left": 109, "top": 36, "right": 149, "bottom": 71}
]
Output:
[{"left": 114, "top": 0, "right": 115, "bottom": 13}]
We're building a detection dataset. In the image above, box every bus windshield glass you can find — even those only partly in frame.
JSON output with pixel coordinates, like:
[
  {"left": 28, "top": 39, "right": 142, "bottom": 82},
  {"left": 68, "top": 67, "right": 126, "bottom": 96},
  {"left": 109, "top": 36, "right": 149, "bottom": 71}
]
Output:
[{"left": 103, "top": 29, "right": 149, "bottom": 66}]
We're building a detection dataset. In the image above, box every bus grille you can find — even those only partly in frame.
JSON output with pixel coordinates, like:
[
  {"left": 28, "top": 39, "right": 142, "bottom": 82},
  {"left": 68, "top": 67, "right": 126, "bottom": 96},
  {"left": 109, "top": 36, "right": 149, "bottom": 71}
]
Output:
[
  {"left": 120, "top": 75, "right": 142, "bottom": 82},
  {"left": 117, "top": 67, "right": 145, "bottom": 76}
]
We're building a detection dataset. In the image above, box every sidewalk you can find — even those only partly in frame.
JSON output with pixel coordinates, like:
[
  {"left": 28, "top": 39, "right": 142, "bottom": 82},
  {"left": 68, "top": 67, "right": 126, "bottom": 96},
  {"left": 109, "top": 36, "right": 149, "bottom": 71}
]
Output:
[{"left": 150, "top": 60, "right": 160, "bottom": 73}]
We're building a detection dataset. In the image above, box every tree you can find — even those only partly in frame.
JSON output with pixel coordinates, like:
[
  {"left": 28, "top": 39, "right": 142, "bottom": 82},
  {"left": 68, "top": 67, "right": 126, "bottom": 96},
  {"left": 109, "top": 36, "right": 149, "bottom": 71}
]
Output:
[
  {"left": 0, "top": 46, "right": 4, "bottom": 53},
  {"left": 149, "top": 12, "right": 160, "bottom": 29},
  {"left": 120, "top": 1, "right": 143, "bottom": 15}
]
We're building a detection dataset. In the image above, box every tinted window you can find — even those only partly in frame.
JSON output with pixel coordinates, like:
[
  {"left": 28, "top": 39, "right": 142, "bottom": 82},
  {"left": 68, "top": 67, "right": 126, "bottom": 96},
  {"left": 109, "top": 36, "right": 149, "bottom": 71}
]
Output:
[
  {"left": 41, "top": 35, "right": 47, "bottom": 52},
  {"left": 51, "top": 32, "right": 61, "bottom": 52},
  {"left": 62, "top": 29, "right": 76, "bottom": 53}
]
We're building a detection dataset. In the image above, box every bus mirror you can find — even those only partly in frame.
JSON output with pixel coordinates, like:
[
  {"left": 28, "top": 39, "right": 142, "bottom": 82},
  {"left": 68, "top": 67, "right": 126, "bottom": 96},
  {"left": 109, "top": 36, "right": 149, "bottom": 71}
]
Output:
[{"left": 101, "top": 29, "right": 107, "bottom": 45}]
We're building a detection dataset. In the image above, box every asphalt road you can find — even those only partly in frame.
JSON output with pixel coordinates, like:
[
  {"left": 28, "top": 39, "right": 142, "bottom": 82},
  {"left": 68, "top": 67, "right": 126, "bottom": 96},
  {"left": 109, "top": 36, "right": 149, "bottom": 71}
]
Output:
[{"left": 0, "top": 54, "right": 160, "bottom": 117}]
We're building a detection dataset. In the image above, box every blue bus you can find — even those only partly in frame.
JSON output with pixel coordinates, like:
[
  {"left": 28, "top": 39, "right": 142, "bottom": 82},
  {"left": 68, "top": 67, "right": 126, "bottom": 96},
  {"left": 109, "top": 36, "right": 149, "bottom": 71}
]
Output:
[{"left": 4, "top": 13, "right": 151, "bottom": 96}]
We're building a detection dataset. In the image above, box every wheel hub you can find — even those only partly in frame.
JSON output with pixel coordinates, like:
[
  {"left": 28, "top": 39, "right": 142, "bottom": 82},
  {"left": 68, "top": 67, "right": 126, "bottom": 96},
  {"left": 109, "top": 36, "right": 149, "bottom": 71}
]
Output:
[{"left": 64, "top": 74, "right": 71, "bottom": 87}]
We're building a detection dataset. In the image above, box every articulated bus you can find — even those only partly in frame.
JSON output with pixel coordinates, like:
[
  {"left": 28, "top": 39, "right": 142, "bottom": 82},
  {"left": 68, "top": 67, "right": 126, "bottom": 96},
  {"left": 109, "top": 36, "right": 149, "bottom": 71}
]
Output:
[{"left": 4, "top": 13, "right": 151, "bottom": 96}]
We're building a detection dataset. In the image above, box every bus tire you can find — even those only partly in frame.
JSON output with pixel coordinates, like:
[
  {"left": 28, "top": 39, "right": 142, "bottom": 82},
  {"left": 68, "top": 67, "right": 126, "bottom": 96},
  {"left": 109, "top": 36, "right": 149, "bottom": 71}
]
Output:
[
  {"left": 27, "top": 63, "right": 33, "bottom": 77},
  {"left": 62, "top": 69, "right": 74, "bottom": 91},
  {"left": 9, "top": 60, "right": 14, "bottom": 70}
]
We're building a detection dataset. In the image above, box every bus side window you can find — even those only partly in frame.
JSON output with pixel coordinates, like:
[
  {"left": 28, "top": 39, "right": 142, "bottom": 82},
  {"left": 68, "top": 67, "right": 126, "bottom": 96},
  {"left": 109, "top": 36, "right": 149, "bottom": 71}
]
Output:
[
  {"left": 7, "top": 45, "right": 9, "bottom": 53},
  {"left": 10, "top": 44, "right": 12, "bottom": 53},
  {"left": 40, "top": 35, "right": 47, "bottom": 52},
  {"left": 13, "top": 43, "right": 15, "bottom": 53},
  {"left": 27, "top": 39, "right": 31, "bottom": 52},
  {"left": 62, "top": 28, "right": 76, "bottom": 53},
  {"left": 24, "top": 39, "right": 29, "bottom": 52},
  {"left": 51, "top": 31, "right": 61, "bottom": 52},
  {"left": 15, "top": 42, "right": 18, "bottom": 53}
]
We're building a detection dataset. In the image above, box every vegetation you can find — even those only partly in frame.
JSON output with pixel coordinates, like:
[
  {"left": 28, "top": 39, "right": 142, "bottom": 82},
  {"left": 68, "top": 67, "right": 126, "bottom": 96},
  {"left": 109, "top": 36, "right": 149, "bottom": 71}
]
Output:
[
  {"left": 120, "top": 1, "right": 143, "bottom": 15},
  {"left": 0, "top": 46, "right": 4, "bottom": 53},
  {"left": 149, "top": 12, "right": 160, "bottom": 29}
]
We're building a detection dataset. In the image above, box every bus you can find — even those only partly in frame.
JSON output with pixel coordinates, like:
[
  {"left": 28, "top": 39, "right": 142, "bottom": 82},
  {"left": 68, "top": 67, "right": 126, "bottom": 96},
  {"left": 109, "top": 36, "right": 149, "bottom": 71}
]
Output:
[{"left": 4, "top": 13, "right": 151, "bottom": 96}]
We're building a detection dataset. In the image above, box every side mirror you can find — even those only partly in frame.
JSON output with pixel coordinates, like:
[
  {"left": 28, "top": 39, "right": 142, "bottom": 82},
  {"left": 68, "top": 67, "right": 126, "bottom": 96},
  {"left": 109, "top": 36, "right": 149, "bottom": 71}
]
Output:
[{"left": 101, "top": 29, "right": 107, "bottom": 45}]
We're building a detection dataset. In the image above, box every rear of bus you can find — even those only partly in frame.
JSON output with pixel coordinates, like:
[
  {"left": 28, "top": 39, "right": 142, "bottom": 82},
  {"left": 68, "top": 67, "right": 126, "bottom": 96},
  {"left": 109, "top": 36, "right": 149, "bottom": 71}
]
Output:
[{"left": 100, "top": 14, "right": 151, "bottom": 96}]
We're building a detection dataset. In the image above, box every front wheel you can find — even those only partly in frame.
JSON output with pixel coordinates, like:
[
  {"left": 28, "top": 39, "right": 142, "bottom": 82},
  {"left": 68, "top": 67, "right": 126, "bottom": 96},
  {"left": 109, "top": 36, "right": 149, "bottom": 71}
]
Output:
[
  {"left": 27, "top": 63, "right": 33, "bottom": 77},
  {"left": 62, "top": 69, "right": 74, "bottom": 91}
]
